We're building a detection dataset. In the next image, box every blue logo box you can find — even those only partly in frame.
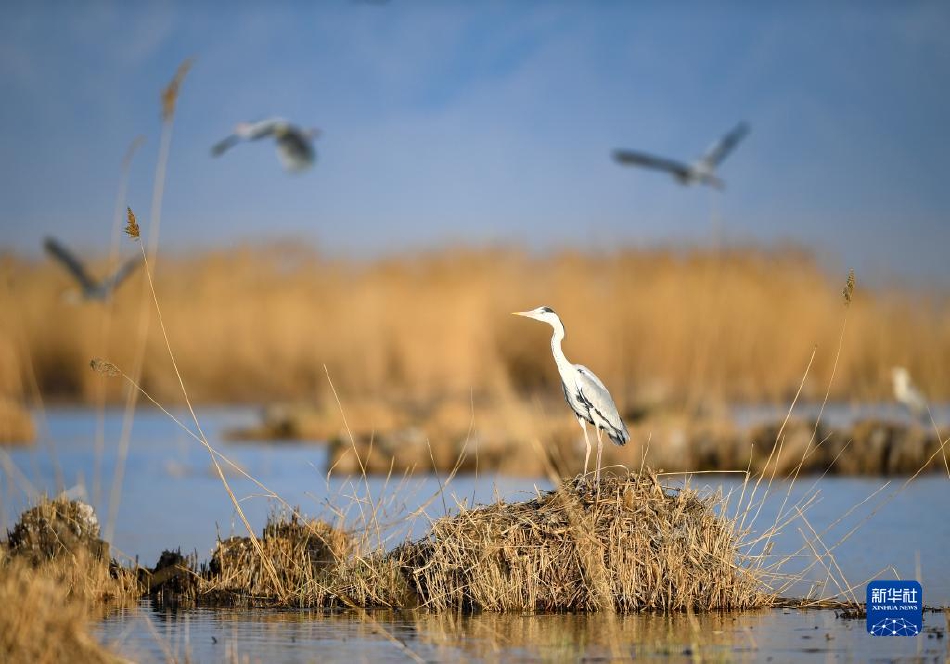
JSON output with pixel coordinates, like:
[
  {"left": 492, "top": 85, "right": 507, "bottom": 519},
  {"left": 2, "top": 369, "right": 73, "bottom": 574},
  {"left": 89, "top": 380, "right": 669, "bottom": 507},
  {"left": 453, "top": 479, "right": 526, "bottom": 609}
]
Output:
[{"left": 867, "top": 580, "right": 922, "bottom": 636}]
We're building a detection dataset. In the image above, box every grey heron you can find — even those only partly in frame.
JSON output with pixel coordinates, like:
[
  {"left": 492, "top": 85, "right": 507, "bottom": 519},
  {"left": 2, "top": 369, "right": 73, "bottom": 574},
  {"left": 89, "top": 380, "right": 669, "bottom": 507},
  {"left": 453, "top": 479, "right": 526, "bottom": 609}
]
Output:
[
  {"left": 513, "top": 306, "right": 629, "bottom": 482},
  {"left": 43, "top": 237, "right": 141, "bottom": 302},
  {"left": 892, "top": 367, "right": 927, "bottom": 420},
  {"left": 612, "top": 121, "right": 750, "bottom": 189},
  {"left": 212, "top": 118, "right": 320, "bottom": 173}
]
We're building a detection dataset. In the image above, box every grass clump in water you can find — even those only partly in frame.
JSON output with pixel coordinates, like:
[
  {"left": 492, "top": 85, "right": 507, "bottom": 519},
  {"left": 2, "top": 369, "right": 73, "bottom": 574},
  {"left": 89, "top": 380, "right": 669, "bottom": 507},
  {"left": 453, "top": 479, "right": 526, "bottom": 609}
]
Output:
[
  {"left": 140, "top": 471, "right": 767, "bottom": 614},
  {"left": 396, "top": 470, "right": 766, "bottom": 613},
  {"left": 0, "top": 497, "right": 140, "bottom": 663},
  {"left": 3, "top": 496, "right": 139, "bottom": 604},
  {"left": 202, "top": 510, "right": 353, "bottom": 602}
]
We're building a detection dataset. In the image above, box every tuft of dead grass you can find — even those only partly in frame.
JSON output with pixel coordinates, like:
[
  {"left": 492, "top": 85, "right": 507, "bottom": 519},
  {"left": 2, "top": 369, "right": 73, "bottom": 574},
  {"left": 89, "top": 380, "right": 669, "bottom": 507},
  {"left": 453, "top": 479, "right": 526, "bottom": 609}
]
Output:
[
  {"left": 203, "top": 510, "right": 353, "bottom": 600},
  {"left": 0, "top": 559, "right": 121, "bottom": 664},
  {"left": 397, "top": 470, "right": 766, "bottom": 612},
  {"left": 3, "top": 497, "right": 140, "bottom": 604},
  {"left": 0, "top": 498, "right": 140, "bottom": 663},
  {"left": 8, "top": 496, "right": 107, "bottom": 565}
]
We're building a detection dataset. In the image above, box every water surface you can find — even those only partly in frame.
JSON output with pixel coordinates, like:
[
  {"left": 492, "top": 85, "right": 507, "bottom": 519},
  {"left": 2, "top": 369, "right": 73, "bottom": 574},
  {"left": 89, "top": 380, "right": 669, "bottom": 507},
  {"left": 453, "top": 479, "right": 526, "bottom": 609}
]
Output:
[{"left": 4, "top": 406, "right": 949, "bottom": 661}]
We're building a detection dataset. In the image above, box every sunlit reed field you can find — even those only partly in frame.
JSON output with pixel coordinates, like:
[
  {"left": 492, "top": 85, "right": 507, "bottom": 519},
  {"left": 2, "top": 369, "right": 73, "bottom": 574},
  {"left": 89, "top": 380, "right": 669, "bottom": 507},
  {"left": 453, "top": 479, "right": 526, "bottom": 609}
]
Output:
[{"left": 2, "top": 242, "right": 948, "bottom": 408}]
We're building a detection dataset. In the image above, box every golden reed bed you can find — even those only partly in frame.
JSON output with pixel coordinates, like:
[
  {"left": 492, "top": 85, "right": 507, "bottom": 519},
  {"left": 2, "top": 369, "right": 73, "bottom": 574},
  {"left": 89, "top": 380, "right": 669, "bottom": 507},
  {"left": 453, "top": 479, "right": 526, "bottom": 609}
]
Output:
[{"left": 1, "top": 242, "right": 947, "bottom": 413}]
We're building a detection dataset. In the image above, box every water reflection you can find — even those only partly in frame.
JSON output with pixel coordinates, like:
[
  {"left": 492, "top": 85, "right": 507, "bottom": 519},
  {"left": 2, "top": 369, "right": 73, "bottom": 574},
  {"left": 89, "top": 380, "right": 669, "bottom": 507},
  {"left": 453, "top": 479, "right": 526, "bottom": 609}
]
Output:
[{"left": 99, "top": 603, "right": 949, "bottom": 663}]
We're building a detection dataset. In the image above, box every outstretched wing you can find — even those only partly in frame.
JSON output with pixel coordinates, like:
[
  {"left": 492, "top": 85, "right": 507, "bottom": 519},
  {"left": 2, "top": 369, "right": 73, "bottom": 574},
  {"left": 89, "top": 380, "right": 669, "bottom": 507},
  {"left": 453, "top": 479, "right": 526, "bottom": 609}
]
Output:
[
  {"left": 211, "top": 134, "right": 241, "bottom": 157},
  {"left": 43, "top": 237, "right": 96, "bottom": 291},
  {"left": 212, "top": 118, "right": 285, "bottom": 156},
  {"left": 101, "top": 253, "right": 143, "bottom": 294},
  {"left": 612, "top": 149, "right": 691, "bottom": 179},
  {"left": 574, "top": 365, "right": 629, "bottom": 446},
  {"left": 700, "top": 121, "right": 750, "bottom": 168}
]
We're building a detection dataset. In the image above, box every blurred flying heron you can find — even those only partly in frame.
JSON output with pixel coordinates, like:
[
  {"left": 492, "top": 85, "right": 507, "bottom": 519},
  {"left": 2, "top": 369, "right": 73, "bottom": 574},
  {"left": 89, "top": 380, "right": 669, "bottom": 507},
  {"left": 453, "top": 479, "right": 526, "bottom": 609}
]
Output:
[
  {"left": 43, "top": 237, "right": 141, "bottom": 302},
  {"left": 612, "top": 121, "right": 750, "bottom": 189},
  {"left": 212, "top": 118, "right": 320, "bottom": 173},
  {"left": 513, "top": 306, "right": 629, "bottom": 482},
  {"left": 892, "top": 366, "right": 927, "bottom": 420}
]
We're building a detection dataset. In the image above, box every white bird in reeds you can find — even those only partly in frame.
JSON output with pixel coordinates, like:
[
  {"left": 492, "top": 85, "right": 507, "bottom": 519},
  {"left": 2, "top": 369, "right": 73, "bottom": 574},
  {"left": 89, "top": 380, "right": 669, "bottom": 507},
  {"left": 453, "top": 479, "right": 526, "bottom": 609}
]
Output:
[
  {"left": 43, "top": 237, "right": 141, "bottom": 303},
  {"left": 892, "top": 367, "right": 927, "bottom": 421},
  {"left": 612, "top": 121, "right": 750, "bottom": 189},
  {"left": 211, "top": 118, "right": 320, "bottom": 173},
  {"left": 513, "top": 306, "right": 629, "bottom": 483}
]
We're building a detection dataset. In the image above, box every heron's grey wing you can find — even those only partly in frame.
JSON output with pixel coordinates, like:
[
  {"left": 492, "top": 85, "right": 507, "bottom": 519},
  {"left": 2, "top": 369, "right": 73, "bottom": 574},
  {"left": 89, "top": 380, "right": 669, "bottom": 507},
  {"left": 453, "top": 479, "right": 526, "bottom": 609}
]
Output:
[
  {"left": 101, "top": 253, "right": 143, "bottom": 293},
  {"left": 700, "top": 122, "right": 750, "bottom": 167},
  {"left": 612, "top": 150, "right": 691, "bottom": 178},
  {"left": 574, "top": 365, "right": 629, "bottom": 445},
  {"left": 574, "top": 365, "right": 609, "bottom": 392},
  {"left": 211, "top": 134, "right": 241, "bottom": 157},
  {"left": 276, "top": 131, "right": 315, "bottom": 171},
  {"left": 43, "top": 237, "right": 96, "bottom": 290}
]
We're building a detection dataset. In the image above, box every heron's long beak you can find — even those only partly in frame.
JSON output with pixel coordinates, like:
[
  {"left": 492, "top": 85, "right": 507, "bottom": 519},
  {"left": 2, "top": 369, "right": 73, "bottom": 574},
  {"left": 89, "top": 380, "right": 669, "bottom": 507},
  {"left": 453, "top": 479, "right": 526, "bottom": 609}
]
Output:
[{"left": 512, "top": 311, "right": 530, "bottom": 317}]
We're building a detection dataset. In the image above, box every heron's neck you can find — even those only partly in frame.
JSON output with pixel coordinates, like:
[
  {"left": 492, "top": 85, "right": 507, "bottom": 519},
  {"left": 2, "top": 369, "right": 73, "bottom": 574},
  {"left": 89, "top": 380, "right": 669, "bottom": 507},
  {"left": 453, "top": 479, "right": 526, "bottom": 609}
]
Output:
[{"left": 549, "top": 321, "right": 571, "bottom": 374}]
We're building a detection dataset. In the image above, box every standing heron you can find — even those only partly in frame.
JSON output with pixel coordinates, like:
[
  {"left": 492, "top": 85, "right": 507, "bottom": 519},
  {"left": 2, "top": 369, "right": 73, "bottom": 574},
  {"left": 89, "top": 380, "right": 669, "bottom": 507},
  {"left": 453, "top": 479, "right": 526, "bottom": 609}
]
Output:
[
  {"left": 212, "top": 118, "right": 320, "bottom": 173},
  {"left": 892, "top": 367, "right": 927, "bottom": 421},
  {"left": 513, "top": 306, "right": 629, "bottom": 482},
  {"left": 612, "top": 121, "right": 750, "bottom": 189},
  {"left": 43, "top": 237, "right": 141, "bottom": 302}
]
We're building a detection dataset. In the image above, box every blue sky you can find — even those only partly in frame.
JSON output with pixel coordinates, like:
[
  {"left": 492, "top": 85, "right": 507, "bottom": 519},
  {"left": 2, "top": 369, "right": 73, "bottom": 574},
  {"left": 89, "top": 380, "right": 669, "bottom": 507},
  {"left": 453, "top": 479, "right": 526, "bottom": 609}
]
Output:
[{"left": 1, "top": 1, "right": 949, "bottom": 281}]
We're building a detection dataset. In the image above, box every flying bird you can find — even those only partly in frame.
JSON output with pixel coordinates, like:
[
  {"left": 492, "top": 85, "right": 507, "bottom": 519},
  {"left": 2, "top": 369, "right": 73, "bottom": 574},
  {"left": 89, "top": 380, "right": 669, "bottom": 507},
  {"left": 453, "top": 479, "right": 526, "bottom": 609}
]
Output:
[
  {"left": 212, "top": 118, "right": 320, "bottom": 173},
  {"left": 892, "top": 367, "right": 927, "bottom": 421},
  {"left": 43, "top": 237, "right": 142, "bottom": 302},
  {"left": 612, "top": 122, "right": 750, "bottom": 189},
  {"left": 513, "top": 306, "right": 629, "bottom": 483}
]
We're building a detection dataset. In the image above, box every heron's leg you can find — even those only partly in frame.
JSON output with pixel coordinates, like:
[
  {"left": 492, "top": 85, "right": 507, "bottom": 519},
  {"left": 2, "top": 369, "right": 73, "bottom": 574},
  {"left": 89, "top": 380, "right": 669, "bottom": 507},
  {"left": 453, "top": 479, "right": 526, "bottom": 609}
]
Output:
[
  {"left": 595, "top": 427, "right": 604, "bottom": 484},
  {"left": 577, "top": 416, "right": 591, "bottom": 477}
]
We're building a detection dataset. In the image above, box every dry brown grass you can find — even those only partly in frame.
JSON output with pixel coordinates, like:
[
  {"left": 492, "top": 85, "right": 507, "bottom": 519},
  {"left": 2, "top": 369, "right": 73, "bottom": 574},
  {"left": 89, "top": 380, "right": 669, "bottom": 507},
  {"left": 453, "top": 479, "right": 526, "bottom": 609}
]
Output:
[
  {"left": 398, "top": 470, "right": 765, "bottom": 612},
  {"left": 316, "top": 403, "right": 942, "bottom": 477},
  {"left": 146, "top": 509, "right": 407, "bottom": 609},
  {"left": 0, "top": 497, "right": 141, "bottom": 664},
  {"left": 145, "top": 471, "right": 767, "bottom": 613},
  {"left": 204, "top": 510, "right": 353, "bottom": 601},
  {"left": 3, "top": 497, "right": 139, "bottom": 603},
  {"left": 0, "top": 559, "right": 121, "bottom": 664},
  {"left": 2, "top": 243, "right": 948, "bottom": 408}
]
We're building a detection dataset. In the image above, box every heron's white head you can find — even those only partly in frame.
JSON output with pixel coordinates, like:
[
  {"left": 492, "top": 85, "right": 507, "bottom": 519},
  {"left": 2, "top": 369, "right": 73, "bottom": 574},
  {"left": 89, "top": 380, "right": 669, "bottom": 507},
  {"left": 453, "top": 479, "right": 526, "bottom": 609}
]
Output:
[{"left": 512, "top": 306, "right": 561, "bottom": 328}]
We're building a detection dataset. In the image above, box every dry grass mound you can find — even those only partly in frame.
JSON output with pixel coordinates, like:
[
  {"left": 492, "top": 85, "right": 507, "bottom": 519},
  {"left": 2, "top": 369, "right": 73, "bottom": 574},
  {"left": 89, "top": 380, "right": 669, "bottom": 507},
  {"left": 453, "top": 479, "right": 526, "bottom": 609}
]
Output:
[
  {"left": 140, "top": 473, "right": 768, "bottom": 614},
  {"left": 200, "top": 511, "right": 353, "bottom": 602},
  {"left": 3, "top": 497, "right": 139, "bottom": 604},
  {"left": 398, "top": 471, "right": 766, "bottom": 613},
  {"left": 7, "top": 497, "right": 108, "bottom": 565}
]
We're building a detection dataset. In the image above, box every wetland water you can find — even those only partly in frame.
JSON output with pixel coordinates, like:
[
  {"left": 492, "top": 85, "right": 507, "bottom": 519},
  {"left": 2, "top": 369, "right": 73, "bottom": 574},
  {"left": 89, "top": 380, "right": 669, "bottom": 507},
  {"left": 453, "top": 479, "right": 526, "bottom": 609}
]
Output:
[{"left": 3, "top": 407, "right": 949, "bottom": 662}]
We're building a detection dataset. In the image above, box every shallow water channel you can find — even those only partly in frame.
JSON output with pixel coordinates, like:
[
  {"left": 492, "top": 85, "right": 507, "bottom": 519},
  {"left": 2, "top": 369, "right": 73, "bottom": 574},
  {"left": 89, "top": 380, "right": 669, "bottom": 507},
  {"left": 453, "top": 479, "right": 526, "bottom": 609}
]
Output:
[{"left": 3, "top": 407, "right": 949, "bottom": 662}]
